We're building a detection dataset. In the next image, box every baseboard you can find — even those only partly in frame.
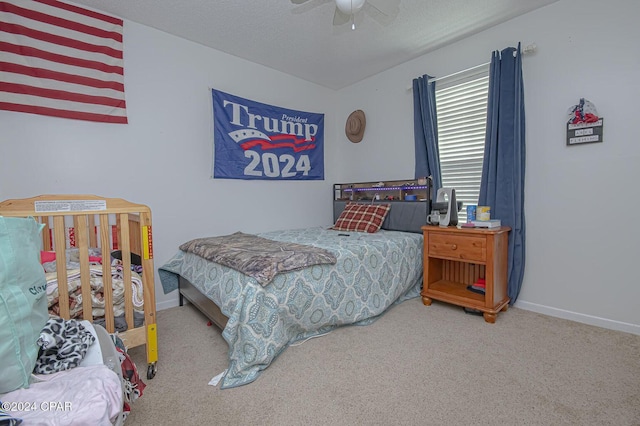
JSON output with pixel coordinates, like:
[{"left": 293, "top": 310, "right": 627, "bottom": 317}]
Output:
[
  {"left": 156, "top": 298, "right": 180, "bottom": 311},
  {"left": 515, "top": 300, "right": 640, "bottom": 336}
]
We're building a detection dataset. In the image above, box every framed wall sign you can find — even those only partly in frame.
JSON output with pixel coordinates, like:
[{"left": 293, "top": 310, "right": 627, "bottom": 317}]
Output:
[{"left": 566, "top": 98, "right": 603, "bottom": 146}]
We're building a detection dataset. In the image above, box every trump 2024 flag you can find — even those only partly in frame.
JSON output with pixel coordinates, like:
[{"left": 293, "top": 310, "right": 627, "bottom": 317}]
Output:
[
  {"left": 213, "top": 89, "right": 325, "bottom": 180},
  {"left": 0, "top": 0, "right": 127, "bottom": 123}
]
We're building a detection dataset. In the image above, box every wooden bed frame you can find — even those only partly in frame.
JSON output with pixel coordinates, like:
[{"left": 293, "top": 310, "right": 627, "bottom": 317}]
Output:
[{"left": 0, "top": 194, "right": 158, "bottom": 379}]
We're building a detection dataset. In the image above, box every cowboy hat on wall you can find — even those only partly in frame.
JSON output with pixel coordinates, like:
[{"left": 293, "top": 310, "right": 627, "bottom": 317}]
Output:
[{"left": 346, "top": 110, "right": 366, "bottom": 143}]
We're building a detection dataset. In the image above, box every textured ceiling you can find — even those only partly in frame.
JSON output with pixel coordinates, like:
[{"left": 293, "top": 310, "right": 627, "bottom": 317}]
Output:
[{"left": 70, "top": 0, "right": 559, "bottom": 90}]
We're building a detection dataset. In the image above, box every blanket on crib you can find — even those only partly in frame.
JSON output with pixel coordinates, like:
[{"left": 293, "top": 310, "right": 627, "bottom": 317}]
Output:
[
  {"left": 179, "top": 232, "right": 337, "bottom": 286},
  {"left": 45, "top": 266, "right": 144, "bottom": 319}
]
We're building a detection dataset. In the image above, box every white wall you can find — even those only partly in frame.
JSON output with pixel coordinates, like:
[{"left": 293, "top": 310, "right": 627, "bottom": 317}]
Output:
[
  {"left": 0, "top": 21, "right": 339, "bottom": 310},
  {"left": 2, "top": 0, "right": 637, "bottom": 334},
  {"left": 335, "top": 0, "right": 640, "bottom": 333}
]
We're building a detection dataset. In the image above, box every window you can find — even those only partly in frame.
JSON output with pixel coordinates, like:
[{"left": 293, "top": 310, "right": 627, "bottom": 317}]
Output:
[{"left": 434, "top": 65, "right": 490, "bottom": 223}]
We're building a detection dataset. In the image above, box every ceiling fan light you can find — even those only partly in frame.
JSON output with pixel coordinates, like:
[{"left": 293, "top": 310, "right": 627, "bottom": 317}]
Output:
[{"left": 335, "top": 0, "right": 366, "bottom": 15}]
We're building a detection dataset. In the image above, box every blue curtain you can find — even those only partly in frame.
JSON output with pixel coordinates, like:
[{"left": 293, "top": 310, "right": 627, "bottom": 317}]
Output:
[
  {"left": 413, "top": 74, "right": 442, "bottom": 199},
  {"left": 479, "top": 43, "right": 526, "bottom": 304}
]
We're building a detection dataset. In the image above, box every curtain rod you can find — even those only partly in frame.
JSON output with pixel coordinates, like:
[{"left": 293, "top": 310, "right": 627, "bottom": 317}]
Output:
[
  {"left": 407, "top": 43, "right": 537, "bottom": 90},
  {"left": 431, "top": 62, "right": 489, "bottom": 83}
]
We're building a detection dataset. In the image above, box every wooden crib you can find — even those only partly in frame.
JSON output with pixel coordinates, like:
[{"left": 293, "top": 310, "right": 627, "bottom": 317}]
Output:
[{"left": 0, "top": 194, "right": 158, "bottom": 379}]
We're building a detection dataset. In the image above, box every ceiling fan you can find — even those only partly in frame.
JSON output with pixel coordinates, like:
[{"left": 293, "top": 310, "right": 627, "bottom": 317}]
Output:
[{"left": 291, "top": 0, "right": 400, "bottom": 30}]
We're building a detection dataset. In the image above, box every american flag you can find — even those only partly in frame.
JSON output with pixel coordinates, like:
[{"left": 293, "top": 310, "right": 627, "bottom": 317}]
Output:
[{"left": 0, "top": 0, "right": 127, "bottom": 123}]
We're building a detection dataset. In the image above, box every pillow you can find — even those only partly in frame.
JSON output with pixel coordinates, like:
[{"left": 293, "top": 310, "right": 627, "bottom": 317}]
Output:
[
  {"left": 332, "top": 202, "right": 391, "bottom": 233},
  {"left": 0, "top": 216, "right": 49, "bottom": 394}
]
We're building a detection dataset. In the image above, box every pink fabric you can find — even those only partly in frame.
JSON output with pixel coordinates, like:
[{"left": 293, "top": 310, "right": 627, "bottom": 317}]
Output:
[
  {"left": 0, "top": 364, "right": 122, "bottom": 425},
  {"left": 40, "top": 251, "right": 102, "bottom": 264},
  {"left": 40, "top": 251, "right": 56, "bottom": 263}
]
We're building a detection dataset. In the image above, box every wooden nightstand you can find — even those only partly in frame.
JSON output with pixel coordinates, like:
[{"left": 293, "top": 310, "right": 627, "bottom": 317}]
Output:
[{"left": 421, "top": 225, "right": 510, "bottom": 323}]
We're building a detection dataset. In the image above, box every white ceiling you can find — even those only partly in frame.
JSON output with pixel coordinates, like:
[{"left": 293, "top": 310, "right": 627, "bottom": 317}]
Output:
[{"left": 70, "top": 0, "right": 559, "bottom": 90}]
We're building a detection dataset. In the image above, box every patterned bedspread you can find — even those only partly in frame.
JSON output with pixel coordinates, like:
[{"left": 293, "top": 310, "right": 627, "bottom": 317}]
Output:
[{"left": 158, "top": 227, "right": 423, "bottom": 389}]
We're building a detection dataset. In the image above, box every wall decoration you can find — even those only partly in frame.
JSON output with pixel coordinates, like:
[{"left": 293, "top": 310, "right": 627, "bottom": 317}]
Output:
[
  {"left": 212, "top": 90, "right": 325, "bottom": 180},
  {"left": 0, "top": 0, "right": 127, "bottom": 123},
  {"left": 566, "top": 98, "right": 603, "bottom": 146},
  {"left": 345, "top": 110, "right": 366, "bottom": 143}
]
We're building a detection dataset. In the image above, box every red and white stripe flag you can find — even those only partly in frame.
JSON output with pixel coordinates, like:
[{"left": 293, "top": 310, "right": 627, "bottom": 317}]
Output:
[{"left": 0, "top": 0, "right": 127, "bottom": 123}]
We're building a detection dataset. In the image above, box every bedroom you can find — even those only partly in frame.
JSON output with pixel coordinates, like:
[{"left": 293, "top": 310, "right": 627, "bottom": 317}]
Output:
[{"left": 0, "top": 0, "right": 638, "bottom": 424}]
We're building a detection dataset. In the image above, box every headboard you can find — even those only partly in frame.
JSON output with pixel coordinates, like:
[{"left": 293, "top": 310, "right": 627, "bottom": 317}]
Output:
[{"left": 333, "top": 200, "right": 428, "bottom": 233}]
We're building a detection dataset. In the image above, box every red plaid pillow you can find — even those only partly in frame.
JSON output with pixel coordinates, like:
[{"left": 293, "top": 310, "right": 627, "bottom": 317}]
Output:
[{"left": 333, "top": 203, "right": 391, "bottom": 233}]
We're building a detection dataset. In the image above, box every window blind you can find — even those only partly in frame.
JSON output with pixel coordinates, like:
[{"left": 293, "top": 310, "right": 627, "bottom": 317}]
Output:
[{"left": 435, "top": 66, "right": 490, "bottom": 222}]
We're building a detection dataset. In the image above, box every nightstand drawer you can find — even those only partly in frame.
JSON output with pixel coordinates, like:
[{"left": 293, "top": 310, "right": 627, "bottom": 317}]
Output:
[{"left": 428, "top": 232, "right": 486, "bottom": 262}]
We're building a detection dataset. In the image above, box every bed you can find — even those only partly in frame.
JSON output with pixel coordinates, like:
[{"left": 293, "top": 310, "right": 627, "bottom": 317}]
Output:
[
  {"left": 158, "top": 200, "right": 427, "bottom": 389},
  {"left": 0, "top": 194, "right": 158, "bottom": 380}
]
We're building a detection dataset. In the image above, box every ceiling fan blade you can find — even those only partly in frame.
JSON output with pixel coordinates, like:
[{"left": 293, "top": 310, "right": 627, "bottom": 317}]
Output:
[
  {"left": 332, "top": 6, "right": 351, "bottom": 26},
  {"left": 332, "top": 12, "right": 364, "bottom": 34},
  {"left": 366, "top": 0, "right": 400, "bottom": 18},
  {"left": 291, "top": 0, "right": 332, "bottom": 15},
  {"left": 364, "top": 0, "right": 400, "bottom": 26}
]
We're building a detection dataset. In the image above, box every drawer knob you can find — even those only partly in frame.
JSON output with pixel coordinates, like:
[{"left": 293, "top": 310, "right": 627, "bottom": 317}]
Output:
[{"left": 451, "top": 244, "right": 457, "bottom": 250}]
